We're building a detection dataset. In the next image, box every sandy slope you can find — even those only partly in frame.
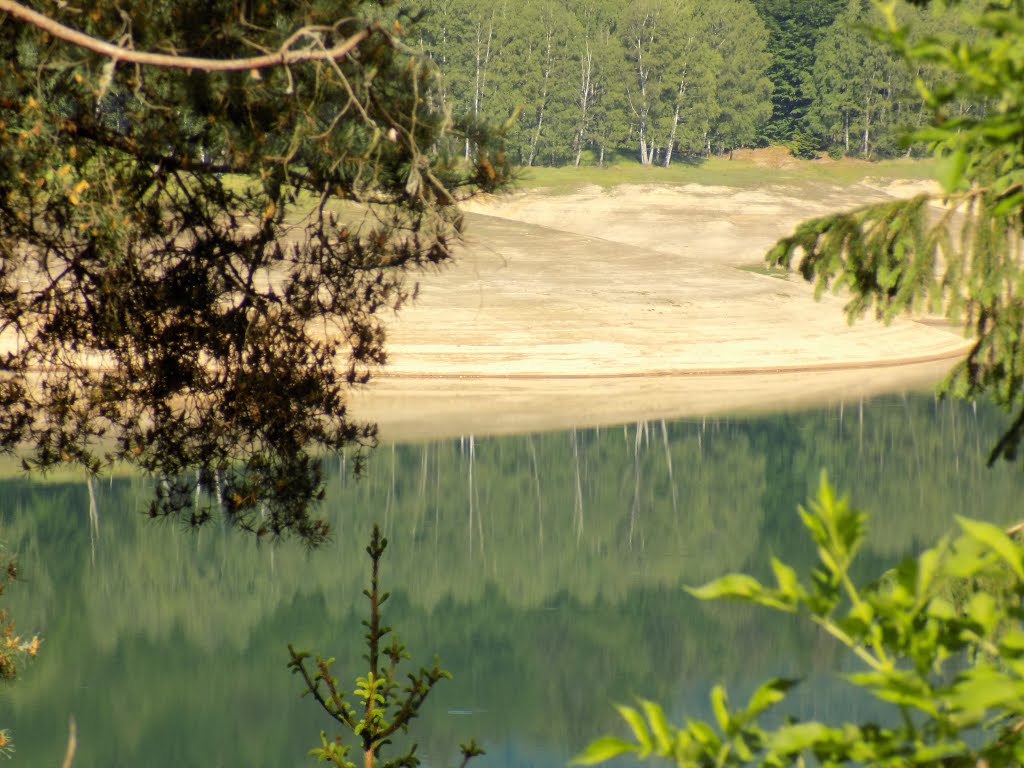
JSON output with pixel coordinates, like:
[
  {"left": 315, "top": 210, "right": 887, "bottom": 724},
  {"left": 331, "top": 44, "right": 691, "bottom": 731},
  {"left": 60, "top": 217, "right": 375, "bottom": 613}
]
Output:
[
  {"left": 2, "top": 177, "right": 966, "bottom": 443},
  {"left": 351, "top": 179, "right": 969, "bottom": 441}
]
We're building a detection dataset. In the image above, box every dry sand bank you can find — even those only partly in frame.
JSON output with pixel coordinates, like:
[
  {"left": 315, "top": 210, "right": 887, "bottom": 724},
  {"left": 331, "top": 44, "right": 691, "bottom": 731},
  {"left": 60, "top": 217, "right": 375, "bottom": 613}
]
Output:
[
  {"left": 351, "top": 179, "right": 969, "bottom": 441},
  {"left": 1, "top": 177, "right": 966, "bottom": 444}
]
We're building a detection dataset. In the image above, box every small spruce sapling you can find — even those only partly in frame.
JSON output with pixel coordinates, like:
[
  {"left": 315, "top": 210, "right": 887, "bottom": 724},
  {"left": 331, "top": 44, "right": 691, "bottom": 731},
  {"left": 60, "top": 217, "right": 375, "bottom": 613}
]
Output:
[{"left": 288, "top": 526, "right": 483, "bottom": 768}]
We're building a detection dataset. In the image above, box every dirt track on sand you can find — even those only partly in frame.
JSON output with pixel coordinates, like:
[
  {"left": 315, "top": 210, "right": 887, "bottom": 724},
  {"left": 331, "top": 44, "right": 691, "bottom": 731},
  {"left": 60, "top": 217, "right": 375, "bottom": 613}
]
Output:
[{"left": 350, "top": 179, "right": 970, "bottom": 441}]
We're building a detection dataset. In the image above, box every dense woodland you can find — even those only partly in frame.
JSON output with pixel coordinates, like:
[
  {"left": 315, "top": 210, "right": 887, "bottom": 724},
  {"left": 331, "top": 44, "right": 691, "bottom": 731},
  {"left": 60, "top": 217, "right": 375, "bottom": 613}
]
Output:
[{"left": 411, "top": 0, "right": 985, "bottom": 165}]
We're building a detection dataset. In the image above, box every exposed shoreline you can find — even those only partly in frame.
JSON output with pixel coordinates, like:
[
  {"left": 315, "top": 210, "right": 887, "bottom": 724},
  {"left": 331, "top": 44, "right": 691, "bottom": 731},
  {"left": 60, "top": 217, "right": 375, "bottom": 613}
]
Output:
[{"left": 351, "top": 179, "right": 967, "bottom": 441}]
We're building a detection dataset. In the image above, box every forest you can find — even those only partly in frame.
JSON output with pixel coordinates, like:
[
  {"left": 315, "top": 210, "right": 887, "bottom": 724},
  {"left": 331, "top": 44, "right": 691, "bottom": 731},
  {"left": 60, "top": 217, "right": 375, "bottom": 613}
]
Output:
[{"left": 411, "top": 0, "right": 985, "bottom": 166}]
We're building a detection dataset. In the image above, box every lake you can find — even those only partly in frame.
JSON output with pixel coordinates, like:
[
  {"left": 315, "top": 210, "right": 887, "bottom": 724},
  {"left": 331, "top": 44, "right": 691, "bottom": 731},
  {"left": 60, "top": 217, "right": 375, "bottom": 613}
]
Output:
[{"left": 2, "top": 391, "right": 1022, "bottom": 767}]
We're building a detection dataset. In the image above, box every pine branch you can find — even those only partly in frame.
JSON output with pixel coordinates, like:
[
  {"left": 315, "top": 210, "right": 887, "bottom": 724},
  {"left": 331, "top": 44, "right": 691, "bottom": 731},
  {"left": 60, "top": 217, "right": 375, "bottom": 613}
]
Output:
[{"left": 0, "top": 0, "right": 386, "bottom": 71}]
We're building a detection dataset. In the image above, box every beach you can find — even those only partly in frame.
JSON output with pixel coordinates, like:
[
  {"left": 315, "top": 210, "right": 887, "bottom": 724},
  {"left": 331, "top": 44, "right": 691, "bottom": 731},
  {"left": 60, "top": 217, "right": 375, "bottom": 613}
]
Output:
[{"left": 350, "top": 178, "right": 968, "bottom": 440}]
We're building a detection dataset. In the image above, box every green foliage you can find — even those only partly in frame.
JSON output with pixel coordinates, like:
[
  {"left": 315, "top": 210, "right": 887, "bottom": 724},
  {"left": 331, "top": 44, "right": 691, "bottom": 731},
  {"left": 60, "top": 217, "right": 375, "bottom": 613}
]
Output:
[
  {"left": 767, "top": 0, "right": 1024, "bottom": 463},
  {"left": 751, "top": 0, "right": 846, "bottom": 145},
  {"left": 0, "top": 546, "right": 39, "bottom": 758},
  {"left": 287, "top": 525, "right": 482, "bottom": 768},
  {"left": 412, "top": 0, "right": 979, "bottom": 165},
  {"left": 0, "top": 1, "right": 510, "bottom": 542},
  {"left": 415, "top": 0, "right": 776, "bottom": 165},
  {"left": 578, "top": 473, "right": 1024, "bottom": 767}
]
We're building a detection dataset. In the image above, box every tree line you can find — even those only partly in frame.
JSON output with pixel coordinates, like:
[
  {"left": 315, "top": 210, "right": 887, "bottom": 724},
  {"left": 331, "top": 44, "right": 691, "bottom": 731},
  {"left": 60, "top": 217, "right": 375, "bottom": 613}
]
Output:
[{"left": 412, "top": 0, "right": 986, "bottom": 165}]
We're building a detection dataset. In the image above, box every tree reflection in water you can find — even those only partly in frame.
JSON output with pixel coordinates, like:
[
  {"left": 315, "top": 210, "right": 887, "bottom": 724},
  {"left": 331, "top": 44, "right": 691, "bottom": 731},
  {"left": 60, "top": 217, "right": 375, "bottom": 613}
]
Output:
[{"left": 3, "top": 394, "right": 1023, "bottom": 767}]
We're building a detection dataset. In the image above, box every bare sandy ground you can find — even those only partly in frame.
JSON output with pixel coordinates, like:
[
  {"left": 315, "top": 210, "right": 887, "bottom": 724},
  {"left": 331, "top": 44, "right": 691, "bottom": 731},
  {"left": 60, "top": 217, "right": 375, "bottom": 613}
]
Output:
[
  {"left": 2, "top": 176, "right": 968, "bottom": 444},
  {"left": 351, "top": 178, "right": 971, "bottom": 441}
]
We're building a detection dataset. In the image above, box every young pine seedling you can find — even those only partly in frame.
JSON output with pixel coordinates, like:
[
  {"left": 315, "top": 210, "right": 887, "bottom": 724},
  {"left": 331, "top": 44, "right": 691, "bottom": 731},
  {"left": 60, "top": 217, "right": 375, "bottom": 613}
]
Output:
[{"left": 288, "top": 525, "right": 483, "bottom": 768}]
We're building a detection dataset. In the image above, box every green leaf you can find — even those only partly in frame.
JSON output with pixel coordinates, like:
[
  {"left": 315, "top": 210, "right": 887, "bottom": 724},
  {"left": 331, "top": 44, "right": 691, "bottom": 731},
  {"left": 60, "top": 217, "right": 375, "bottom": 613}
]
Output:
[
  {"left": 711, "top": 685, "right": 729, "bottom": 732},
  {"left": 569, "top": 737, "right": 638, "bottom": 766},
  {"left": 965, "top": 590, "right": 999, "bottom": 634},
  {"left": 915, "top": 540, "right": 947, "bottom": 603},
  {"left": 945, "top": 667, "right": 1024, "bottom": 712},
  {"left": 999, "top": 630, "right": 1024, "bottom": 654},
  {"left": 956, "top": 517, "right": 1024, "bottom": 580},
  {"left": 745, "top": 678, "right": 800, "bottom": 719},
  {"left": 686, "top": 718, "right": 720, "bottom": 747},
  {"left": 639, "top": 699, "right": 674, "bottom": 754},
  {"left": 927, "top": 596, "right": 957, "bottom": 620},
  {"left": 912, "top": 741, "right": 968, "bottom": 762},
  {"left": 768, "top": 722, "right": 836, "bottom": 754},
  {"left": 616, "top": 705, "right": 653, "bottom": 755},
  {"left": 771, "top": 557, "right": 804, "bottom": 602},
  {"left": 945, "top": 535, "right": 989, "bottom": 579},
  {"left": 687, "top": 574, "right": 766, "bottom": 601},
  {"left": 733, "top": 733, "right": 753, "bottom": 761},
  {"left": 845, "top": 670, "right": 937, "bottom": 714}
]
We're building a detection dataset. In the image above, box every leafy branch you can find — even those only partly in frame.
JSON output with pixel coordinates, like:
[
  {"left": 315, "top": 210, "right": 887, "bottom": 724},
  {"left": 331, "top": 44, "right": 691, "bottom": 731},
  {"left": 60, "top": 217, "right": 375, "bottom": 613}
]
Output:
[
  {"left": 0, "top": 1, "right": 385, "bottom": 72},
  {"left": 576, "top": 473, "right": 1024, "bottom": 767}
]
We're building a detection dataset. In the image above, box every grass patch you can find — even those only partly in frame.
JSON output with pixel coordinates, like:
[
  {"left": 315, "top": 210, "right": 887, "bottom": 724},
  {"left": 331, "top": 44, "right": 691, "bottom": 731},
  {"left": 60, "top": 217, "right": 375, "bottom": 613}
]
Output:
[
  {"left": 514, "top": 155, "right": 938, "bottom": 193},
  {"left": 738, "top": 264, "right": 792, "bottom": 279},
  {"left": 216, "top": 153, "right": 939, "bottom": 201}
]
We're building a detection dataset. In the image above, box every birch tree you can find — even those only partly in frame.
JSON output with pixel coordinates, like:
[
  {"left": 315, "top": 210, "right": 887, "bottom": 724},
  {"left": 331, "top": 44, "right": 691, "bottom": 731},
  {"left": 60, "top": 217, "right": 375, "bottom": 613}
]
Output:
[
  {"left": 492, "top": 0, "right": 579, "bottom": 165},
  {"left": 652, "top": 0, "right": 718, "bottom": 165},
  {"left": 620, "top": 0, "right": 663, "bottom": 166}
]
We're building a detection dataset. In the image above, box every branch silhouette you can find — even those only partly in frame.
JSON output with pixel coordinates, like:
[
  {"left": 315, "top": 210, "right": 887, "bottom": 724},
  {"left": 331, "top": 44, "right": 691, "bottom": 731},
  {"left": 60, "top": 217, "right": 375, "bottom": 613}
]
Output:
[{"left": 0, "top": 0, "right": 386, "bottom": 71}]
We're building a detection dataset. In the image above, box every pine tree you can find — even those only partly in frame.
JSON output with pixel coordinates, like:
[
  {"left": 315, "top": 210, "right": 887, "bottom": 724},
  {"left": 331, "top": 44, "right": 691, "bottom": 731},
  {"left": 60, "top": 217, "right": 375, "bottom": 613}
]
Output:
[
  {"left": 751, "top": 0, "right": 846, "bottom": 144},
  {"left": 0, "top": 0, "right": 509, "bottom": 542},
  {"left": 704, "top": 0, "right": 774, "bottom": 156}
]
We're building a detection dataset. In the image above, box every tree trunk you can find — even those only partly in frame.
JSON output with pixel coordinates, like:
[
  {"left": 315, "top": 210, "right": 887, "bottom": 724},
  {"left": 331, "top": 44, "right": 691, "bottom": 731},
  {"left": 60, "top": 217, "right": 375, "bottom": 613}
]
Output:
[
  {"left": 528, "top": 103, "right": 545, "bottom": 167},
  {"left": 665, "top": 105, "right": 680, "bottom": 168},
  {"left": 664, "top": 73, "right": 689, "bottom": 168},
  {"left": 573, "top": 43, "right": 593, "bottom": 168},
  {"left": 862, "top": 93, "right": 871, "bottom": 156},
  {"left": 528, "top": 35, "right": 555, "bottom": 168},
  {"left": 467, "top": 16, "right": 494, "bottom": 161}
]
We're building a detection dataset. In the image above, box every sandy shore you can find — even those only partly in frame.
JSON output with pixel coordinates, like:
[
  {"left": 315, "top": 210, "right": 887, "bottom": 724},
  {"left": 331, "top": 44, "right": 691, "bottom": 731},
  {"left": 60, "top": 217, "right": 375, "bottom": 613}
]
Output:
[
  {"left": 2, "top": 177, "right": 968, "bottom": 444},
  {"left": 351, "top": 178, "right": 970, "bottom": 441}
]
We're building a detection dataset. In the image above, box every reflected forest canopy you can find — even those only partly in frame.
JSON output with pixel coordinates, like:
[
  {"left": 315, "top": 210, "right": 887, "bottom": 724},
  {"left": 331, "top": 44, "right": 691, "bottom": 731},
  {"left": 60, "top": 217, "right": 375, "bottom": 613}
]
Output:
[
  {"left": 0, "top": 0, "right": 509, "bottom": 543},
  {"left": 5, "top": 396, "right": 1024, "bottom": 767}
]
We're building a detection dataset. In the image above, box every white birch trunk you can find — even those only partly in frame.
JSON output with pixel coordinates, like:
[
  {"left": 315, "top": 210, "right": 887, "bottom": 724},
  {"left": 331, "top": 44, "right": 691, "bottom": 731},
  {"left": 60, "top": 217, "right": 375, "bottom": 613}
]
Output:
[
  {"left": 573, "top": 43, "right": 594, "bottom": 167},
  {"left": 528, "top": 34, "right": 555, "bottom": 167},
  {"left": 467, "top": 15, "right": 495, "bottom": 161}
]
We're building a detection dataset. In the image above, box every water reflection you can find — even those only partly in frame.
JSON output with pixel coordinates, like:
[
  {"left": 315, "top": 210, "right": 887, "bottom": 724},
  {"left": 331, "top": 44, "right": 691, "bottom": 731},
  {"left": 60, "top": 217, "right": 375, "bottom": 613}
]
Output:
[{"left": 2, "top": 394, "right": 1022, "bottom": 767}]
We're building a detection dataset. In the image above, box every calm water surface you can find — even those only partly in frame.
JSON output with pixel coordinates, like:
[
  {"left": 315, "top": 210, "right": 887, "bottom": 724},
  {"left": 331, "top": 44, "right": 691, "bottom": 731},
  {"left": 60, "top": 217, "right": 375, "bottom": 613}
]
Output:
[{"left": 3, "top": 393, "right": 1023, "bottom": 767}]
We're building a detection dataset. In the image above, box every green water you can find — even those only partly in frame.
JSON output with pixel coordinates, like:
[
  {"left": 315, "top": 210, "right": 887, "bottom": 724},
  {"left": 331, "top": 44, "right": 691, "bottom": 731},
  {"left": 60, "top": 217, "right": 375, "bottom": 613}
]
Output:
[{"left": 3, "top": 393, "right": 1023, "bottom": 767}]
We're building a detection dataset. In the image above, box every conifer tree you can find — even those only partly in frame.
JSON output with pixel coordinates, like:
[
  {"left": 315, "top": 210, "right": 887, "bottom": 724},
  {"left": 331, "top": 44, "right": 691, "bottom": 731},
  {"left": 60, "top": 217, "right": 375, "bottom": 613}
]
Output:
[
  {"left": 704, "top": 0, "right": 773, "bottom": 156},
  {"left": 0, "top": 0, "right": 509, "bottom": 542},
  {"left": 751, "top": 0, "right": 846, "bottom": 144},
  {"left": 768, "top": 0, "right": 1024, "bottom": 462}
]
